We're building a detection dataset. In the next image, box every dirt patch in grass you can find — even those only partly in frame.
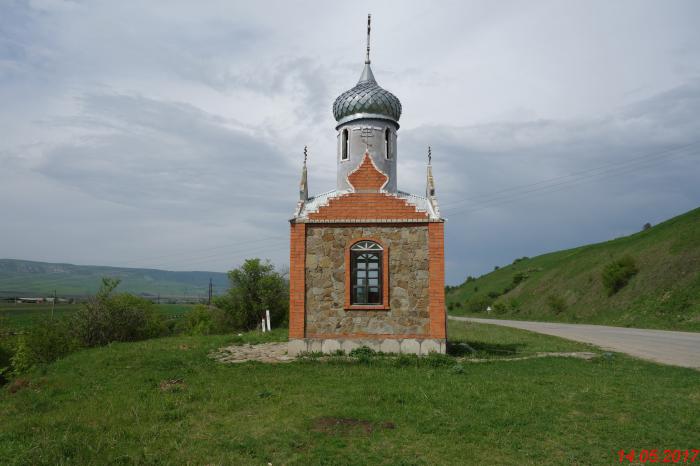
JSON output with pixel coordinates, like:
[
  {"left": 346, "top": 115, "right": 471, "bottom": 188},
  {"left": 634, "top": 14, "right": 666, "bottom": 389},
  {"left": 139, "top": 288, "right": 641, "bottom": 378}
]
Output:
[
  {"left": 159, "top": 378, "right": 185, "bottom": 392},
  {"left": 6, "top": 378, "right": 31, "bottom": 394},
  {"left": 312, "top": 417, "right": 395, "bottom": 435}
]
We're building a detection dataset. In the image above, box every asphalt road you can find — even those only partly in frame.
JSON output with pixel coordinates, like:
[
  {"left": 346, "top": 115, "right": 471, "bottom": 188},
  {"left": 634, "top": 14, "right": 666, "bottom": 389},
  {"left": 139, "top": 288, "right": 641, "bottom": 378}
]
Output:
[{"left": 450, "top": 316, "right": 700, "bottom": 370}]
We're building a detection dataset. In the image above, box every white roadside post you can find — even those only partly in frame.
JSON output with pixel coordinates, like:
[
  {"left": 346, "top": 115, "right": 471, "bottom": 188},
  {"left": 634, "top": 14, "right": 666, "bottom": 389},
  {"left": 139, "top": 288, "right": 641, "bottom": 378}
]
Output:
[
  {"left": 265, "top": 309, "right": 271, "bottom": 331},
  {"left": 262, "top": 317, "right": 266, "bottom": 332}
]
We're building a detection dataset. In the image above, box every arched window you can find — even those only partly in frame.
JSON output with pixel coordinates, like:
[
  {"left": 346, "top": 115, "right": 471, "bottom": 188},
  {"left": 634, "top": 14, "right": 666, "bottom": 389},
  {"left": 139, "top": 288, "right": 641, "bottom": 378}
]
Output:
[
  {"left": 341, "top": 129, "right": 349, "bottom": 160},
  {"left": 384, "top": 128, "right": 391, "bottom": 159},
  {"left": 350, "top": 241, "right": 383, "bottom": 305}
]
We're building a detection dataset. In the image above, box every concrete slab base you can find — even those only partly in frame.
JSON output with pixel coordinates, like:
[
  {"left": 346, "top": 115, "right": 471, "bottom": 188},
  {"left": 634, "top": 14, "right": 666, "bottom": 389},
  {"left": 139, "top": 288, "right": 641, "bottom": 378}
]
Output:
[{"left": 287, "top": 338, "right": 446, "bottom": 357}]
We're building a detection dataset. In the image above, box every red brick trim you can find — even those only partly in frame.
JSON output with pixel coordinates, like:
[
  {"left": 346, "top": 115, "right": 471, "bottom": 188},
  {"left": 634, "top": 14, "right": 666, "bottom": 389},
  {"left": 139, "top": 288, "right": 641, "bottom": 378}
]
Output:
[
  {"left": 428, "top": 222, "right": 446, "bottom": 339},
  {"left": 307, "top": 193, "right": 429, "bottom": 221},
  {"left": 344, "top": 237, "right": 390, "bottom": 310},
  {"left": 288, "top": 222, "right": 306, "bottom": 339}
]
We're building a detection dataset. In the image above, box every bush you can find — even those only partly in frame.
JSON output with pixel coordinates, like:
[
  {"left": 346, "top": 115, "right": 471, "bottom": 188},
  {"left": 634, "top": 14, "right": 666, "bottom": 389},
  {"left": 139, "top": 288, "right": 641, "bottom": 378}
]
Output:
[
  {"left": 215, "top": 259, "right": 289, "bottom": 330},
  {"left": 465, "top": 296, "right": 492, "bottom": 313},
  {"left": 507, "top": 298, "right": 521, "bottom": 312},
  {"left": 492, "top": 302, "right": 507, "bottom": 314},
  {"left": 349, "top": 346, "right": 377, "bottom": 364},
  {"left": 546, "top": 294, "right": 567, "bottom": 314},
  {"left": 0, "top": 343, "right": 12, "bottom": 384},
  {"left": 602, "top": 255, "right": 639, "bottom": 296},
  {"left": 10, "top": 319, "right": 77, "bottom": 374},
  {"left": 181, "top": 305, "right": 232, "bottom": 335},
  {"left": 512, "top": 272, "right": 528, "bottom": 285},
  {"left": 72, "top": 278, "right": 167, "bottom": 347},
  {"left": 425, "top": 352, "right": 452, "bottom": 367}
]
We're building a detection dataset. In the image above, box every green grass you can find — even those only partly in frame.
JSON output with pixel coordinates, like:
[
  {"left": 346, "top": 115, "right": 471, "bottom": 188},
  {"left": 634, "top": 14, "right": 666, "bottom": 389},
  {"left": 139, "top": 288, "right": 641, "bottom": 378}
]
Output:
[
  {"left": 448, "top": 319, "right": 595, "bottom": 358},
  {"left": 447, "top": 206, "right": 700, "bottom": 331},
  {"left": 0, "top": 303, "right": 194, "bottom": 331},
  {"left": 1, "top": 320, "right": 698, "bottom": 465}
]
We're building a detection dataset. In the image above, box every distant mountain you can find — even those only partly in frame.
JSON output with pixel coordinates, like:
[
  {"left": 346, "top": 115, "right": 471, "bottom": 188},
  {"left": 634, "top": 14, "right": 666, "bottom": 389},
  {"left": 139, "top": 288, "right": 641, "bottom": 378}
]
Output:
[
  {"left": 0, "top": 259, "right": 229, "bottom": 298},
  {"left": 447, "top": 206, "right": 700, "bottom": 331}
]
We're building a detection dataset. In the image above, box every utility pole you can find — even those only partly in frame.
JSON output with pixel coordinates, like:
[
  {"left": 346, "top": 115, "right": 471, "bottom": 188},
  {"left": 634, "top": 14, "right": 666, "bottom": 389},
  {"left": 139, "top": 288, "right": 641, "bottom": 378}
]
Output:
[
  {"left": 51, "top": 289, "right": 56, "bottom": 319},
  {"left": 208, "top": 278, "right": 213, "bottom": 306}
]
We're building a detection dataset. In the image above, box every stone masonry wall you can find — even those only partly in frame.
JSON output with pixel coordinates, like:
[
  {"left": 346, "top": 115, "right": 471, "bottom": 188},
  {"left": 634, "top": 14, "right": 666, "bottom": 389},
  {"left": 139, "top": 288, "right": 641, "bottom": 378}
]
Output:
[{"left": 305, "top": 225, "right": 429, "bottom": 336}]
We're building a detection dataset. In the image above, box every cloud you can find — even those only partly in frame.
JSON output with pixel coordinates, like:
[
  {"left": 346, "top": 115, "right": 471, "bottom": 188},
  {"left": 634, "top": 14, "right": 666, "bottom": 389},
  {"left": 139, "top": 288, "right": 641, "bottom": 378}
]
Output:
[
  {"left": 398, "top": 79, "right": 700, "bottom": 281},
  {"left": 0, "top": 0, "right": 699, "bottom": 283}
]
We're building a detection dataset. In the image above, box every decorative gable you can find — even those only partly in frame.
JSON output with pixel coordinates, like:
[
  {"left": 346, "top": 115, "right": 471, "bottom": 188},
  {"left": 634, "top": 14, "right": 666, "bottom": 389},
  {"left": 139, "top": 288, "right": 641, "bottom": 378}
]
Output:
[{"left": 347, "top": 153, "right": 389, "bottom": 192}]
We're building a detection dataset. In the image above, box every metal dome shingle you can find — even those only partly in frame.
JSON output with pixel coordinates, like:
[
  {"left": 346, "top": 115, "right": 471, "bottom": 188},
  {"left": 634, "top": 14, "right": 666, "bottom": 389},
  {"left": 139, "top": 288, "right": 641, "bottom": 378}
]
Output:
[{"left": 332, "top": 64, "right": 402, "bottom": 124}]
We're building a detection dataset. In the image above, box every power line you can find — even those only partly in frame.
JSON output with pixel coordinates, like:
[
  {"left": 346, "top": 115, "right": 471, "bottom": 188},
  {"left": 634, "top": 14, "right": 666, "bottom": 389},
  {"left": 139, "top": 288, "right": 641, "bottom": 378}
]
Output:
[
  {"left": 440, "top": 141, "right": 700, "bottom": 211},
  {"left": 443, "top": 146, "right": 698, "bottom": 217}
]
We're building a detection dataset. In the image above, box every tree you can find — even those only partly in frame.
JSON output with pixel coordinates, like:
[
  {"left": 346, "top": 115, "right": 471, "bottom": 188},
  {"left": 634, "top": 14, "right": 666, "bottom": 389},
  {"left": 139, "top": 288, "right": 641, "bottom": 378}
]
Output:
[
  {"left": 643, "top": 222, "right": 652, "bottom": 231},
  {"left": 214, "top": 259, "right": 289, "bottom": 330}
]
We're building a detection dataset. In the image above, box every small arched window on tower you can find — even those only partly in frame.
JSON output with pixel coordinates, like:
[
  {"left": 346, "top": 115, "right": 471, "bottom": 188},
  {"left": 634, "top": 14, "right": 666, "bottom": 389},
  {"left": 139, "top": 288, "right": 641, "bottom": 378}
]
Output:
[
  {"left": 384, "top": 128, "right": 391, "bottom": 159},
  {"left": 341, "top": 129, "right": 349, "bottom": 160},
  {"left": 350, "top": 241, "right": 383, "bottom": 305}
]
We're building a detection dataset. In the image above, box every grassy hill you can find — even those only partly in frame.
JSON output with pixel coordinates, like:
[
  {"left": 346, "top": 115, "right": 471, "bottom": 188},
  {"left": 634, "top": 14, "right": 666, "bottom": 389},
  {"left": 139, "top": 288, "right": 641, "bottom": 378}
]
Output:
[
  {"left": 447, "top": 207, "right": 700, "bottom": 331},
  {"left": 0, "top": 259, "right": 229, "bottom": 298}
]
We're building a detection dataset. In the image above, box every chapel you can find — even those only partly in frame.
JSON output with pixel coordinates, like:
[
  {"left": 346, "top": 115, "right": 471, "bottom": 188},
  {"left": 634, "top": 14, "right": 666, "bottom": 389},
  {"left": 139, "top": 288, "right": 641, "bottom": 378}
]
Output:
[{"left": 288, "top": 16, "right": 446, "bottom": 355}]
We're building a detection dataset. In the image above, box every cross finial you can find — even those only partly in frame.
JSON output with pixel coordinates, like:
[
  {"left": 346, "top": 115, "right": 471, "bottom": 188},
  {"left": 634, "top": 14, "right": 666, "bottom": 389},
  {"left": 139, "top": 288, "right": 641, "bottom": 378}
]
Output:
[
  {"left": 303, "top": 145, "right": 308, "bottom": 164},
  {"left": 365, "top": 14, "right": 371, "bottom": 64},
  {"left": 428, "top": 146, "right": 432, "bottom": 165}
]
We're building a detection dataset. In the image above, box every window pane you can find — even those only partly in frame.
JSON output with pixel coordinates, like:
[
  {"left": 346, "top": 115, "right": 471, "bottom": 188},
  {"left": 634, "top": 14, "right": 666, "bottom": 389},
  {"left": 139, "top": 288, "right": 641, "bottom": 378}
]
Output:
[
  {"left": 368, "top": 289, "right": 380, "bottom": 303},
  {"left": 368, "top": 278, "right": 378, "bottom": 286}
]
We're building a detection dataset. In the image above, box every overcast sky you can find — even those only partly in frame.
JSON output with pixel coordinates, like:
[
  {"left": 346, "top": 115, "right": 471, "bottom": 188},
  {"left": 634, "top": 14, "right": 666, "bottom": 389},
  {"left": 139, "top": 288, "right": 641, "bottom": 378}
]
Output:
[{"left": 1, "top": 0, "right": 699, "bottom": 284}]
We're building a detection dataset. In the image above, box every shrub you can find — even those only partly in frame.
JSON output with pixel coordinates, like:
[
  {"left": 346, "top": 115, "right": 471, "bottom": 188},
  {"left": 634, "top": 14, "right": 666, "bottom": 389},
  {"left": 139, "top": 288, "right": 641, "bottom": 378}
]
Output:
[
  {"left": 215, "top": 259, "right": 289, "bottom": 330},
  {"left": 507, "top": 298, "right": 521, "bottom": 312},
  {"left": 10, "top": 319, "right": 76, "bottom": 374},
  {"left": 0, "top": 343, "right": 12, "bottom": 384},
  {"left": 492, "top": 302, "right": 507, "bottom": 314},
  {"left": 465, "top": 296, "right": 492, "bottom": 313},
  {"left": 512, "top": 272, "right": 528, "bottom": 285},
  {"left": 546, "top": 294, "right": 567, "bottom": 314},
  {"left": 425, "top": 352, "right": 452, "bottom": 367},
  {"left": 349, "top": 346, "right": 377, "bottom": 364},
  {"left": 602, "top": 255, "right": 639, "bottom": 296},
  {"left": 487, "top": 291, "right": 500, "bottom": 299},
  {"left": 72, "top": 278, "right": 167, "bottom": 347},
  {"left": 182, "top": 305, "right": 232, "bottom": 335}
]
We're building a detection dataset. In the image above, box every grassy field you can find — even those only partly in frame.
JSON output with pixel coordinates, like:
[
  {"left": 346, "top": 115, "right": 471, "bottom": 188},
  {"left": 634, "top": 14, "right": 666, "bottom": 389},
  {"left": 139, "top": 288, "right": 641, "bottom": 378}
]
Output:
[
  {"left": 447, "top": 207, "right": 700, "bottom": 331},
  {"left": 1, "top": 320, "right": 698, "bottom": 465},
  {"left": 0, "top": 303, "right": 194, "bottom": 331}
]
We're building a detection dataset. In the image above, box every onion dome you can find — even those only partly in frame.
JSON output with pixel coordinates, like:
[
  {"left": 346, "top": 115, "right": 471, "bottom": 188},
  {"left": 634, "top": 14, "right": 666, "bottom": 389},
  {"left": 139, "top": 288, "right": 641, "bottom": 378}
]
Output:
[{"left": 332, "top": 63, "right": 402, "bottom": 126}]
